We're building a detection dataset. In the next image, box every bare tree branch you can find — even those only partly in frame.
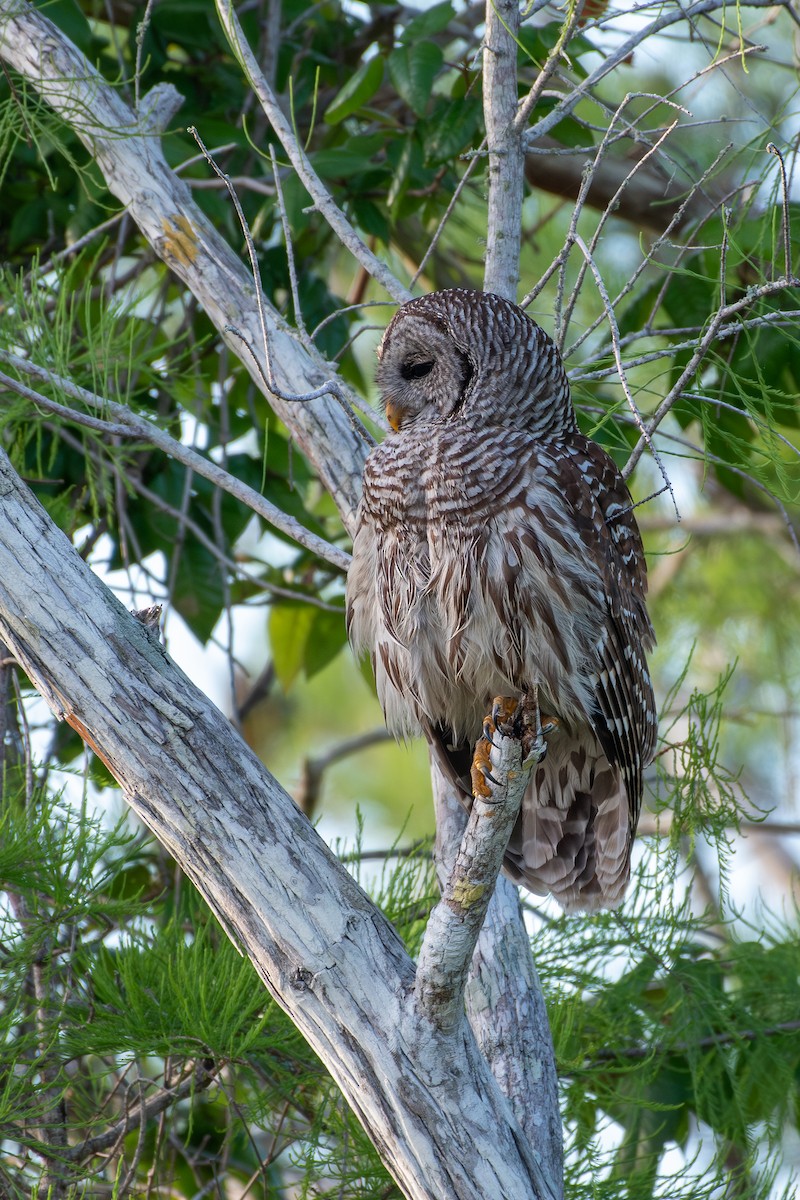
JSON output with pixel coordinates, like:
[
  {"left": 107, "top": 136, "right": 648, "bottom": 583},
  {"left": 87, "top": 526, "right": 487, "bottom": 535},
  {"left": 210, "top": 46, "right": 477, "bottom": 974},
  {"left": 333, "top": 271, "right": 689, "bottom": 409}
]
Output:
[
  {"left": 415, "top": 732, "right": 532, "bottom": 1036},
  {"left": 623, "top": 274, "right": 799, "bottom": 479},
  {"left": 430, "top": 767, "right": 563, "bottom": 1193},
  {"left": 214, "top": 0, "right": 412, "bottom": 306},
  {"left": 0, "top": 12, "right": 572, "bottom": 1193},
  {"left": 483, "top": 0, "right": 523, "bottom": 298}
]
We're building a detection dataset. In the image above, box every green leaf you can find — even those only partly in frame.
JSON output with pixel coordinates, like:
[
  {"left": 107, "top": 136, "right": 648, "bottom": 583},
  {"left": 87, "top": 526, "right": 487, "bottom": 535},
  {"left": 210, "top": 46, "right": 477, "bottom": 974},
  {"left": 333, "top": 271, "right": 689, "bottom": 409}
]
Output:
[
  {"left": 351, "top": 196, "right": 391, "bottom": 241},
  {"left": 401, "top": 1, "right": 454, "bottom": 41},
  {"left": 305, "top": 607, "right": 347, "bottom": 679},
  {"left": 549, "top": 116, "right": 590, "bottom": 149},
  {"left": 171, "top": 539, "right": 225, "bottom": 644},
  {"left": 311, "top": 133, "right": 388, "bottom": 178},
  {"left": 423, "top": 97, "right": 482, "bottom": 165},
  {"left": 324, "top": 55, "right": 384, "bottom": 125},
  {"left": 387, "top": 43, "right": 444, "bottom": 117},
  {"left": 270, "top": 603, "right": 316, "bottom": 690}
]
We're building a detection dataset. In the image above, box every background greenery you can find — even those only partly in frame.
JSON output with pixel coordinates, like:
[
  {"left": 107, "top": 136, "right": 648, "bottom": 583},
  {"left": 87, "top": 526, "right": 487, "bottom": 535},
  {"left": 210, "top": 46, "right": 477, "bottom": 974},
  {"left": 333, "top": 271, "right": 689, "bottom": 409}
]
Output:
[{"left": 1, "top": 0, "right": 800, "bottom": 1196}]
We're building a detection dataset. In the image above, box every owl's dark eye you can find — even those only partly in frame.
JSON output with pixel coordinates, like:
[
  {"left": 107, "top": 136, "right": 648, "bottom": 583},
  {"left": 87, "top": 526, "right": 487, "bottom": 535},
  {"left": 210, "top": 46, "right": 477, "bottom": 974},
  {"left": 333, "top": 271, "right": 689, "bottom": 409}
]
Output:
[{"left": 400, "top": 359, "right": 435, "bottom": 381}]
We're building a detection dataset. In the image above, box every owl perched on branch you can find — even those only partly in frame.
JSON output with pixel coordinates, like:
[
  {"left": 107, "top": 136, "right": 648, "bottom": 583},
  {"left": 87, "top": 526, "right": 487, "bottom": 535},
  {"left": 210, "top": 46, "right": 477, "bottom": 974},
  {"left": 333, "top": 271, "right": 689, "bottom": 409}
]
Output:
[{"left": 346, "top": 289, "right": 656, "bottom": 911}]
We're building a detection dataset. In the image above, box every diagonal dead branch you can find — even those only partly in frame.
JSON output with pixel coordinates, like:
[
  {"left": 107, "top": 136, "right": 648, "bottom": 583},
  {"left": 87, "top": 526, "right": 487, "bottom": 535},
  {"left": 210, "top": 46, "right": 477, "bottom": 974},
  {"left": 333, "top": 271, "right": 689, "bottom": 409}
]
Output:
[
  {"left": 0, "top": 1, "right": 370, "bottom": 534},
  {"left": 0, "top": 447, "right": 551, "bottom": 1200}
]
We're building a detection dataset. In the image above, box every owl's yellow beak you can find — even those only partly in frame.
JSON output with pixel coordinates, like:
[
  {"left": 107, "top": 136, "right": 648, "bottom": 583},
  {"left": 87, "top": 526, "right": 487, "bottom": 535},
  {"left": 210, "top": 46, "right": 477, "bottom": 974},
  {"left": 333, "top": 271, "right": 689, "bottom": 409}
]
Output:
[{"left": 385, "top": 399, "right": 405, "bottom": 431}]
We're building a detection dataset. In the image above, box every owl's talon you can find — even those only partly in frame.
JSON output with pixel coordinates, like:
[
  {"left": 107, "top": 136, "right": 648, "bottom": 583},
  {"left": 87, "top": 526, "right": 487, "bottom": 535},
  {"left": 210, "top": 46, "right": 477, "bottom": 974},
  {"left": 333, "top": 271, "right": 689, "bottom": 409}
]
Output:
[
  {"left": 471, "top": 732, "right": 496, "bottom": 799},
  {"left": 491, "top": 695, "right": 522, "bottom": 736},
  {"left": 520, "top": 690, "right": 560, "bottom": 766}
]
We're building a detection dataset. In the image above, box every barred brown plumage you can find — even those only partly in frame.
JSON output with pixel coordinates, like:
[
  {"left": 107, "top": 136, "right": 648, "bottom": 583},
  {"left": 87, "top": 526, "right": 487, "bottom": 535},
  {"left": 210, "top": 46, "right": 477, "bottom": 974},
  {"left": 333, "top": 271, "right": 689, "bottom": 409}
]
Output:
[{"left": 345, "top": 288, "right": 656, "bottom": 911}]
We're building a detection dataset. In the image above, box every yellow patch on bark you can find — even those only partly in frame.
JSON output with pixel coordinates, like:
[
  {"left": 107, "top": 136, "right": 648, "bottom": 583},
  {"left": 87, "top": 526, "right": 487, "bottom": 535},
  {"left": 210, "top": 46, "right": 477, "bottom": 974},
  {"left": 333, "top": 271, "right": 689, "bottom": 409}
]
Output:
[
  {"left": 161, "top": 214, "right": 199, "bottom": 267},
  {"left": 452, "top": 879, "right": 486, "bottom": 908}
]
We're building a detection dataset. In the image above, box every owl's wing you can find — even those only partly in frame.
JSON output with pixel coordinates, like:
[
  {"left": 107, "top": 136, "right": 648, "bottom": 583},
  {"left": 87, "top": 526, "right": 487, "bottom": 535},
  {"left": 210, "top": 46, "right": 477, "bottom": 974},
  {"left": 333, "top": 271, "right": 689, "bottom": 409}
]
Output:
[{"left": 548, "top": 435, "right": 657, "bottom": 820}]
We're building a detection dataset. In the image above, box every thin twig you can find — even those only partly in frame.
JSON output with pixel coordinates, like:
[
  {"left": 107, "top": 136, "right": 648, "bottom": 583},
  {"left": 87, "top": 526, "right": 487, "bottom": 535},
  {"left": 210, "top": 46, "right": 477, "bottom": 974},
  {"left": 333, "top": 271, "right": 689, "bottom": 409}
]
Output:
[
  {"left": 297, "top": 729, "right": 393, "bottom": 816},
  {"left": 188, "top": 128, "right": 336, "bottom": 403},
  {"left": 188, "top": 129, "right": 370, "bottom": 445},
  {"left": 766, "top": 142, "right": 792, "bottom": 280},
  {"left": 269, "top": 145, "right": 309, "bottom": 343},
  {"left": 563, "top": 140, "right": 735, "bottom": 360},
  {"left": 133, "top": 0, "right": 156, "bottom": 111},
  {"left": 514, "top": 0, "right": 584, "bottom": 134},
  {"left": 623, "top": 274, "right": 800, "bottom": 480},
  {"left": 215, "top": 0, "right": 411, "bottom": 304},
  {"left": 521, "top": 0, "right": 783, "bottom": 151},
  {"left": 592, "top": 1018, "right": 800, "bottom": 1066},
  {"left": 572, "top": 235, "right": 679, "bottom": 520},
  {"left": 410, "top": 145, "right": 484, "bottom": 290},
  {"left": 557, "top": 98, "right": 686, "bottom": 349}
]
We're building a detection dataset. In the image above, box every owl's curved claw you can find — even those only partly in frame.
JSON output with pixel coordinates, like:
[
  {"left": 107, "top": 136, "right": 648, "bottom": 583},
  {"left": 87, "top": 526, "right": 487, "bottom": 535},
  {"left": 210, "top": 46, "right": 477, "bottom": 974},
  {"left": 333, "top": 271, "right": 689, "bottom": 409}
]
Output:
[
  {"left": 491, "top": 695, "right": 522, "bottom": 736},
  {"left": 472, "top": 693, "right": 560, "bottom": 796},
  {"left": 520, "top": 687, "right": 559, "bottom": 766},
  {"left": 471, "top": 731, "right": 497, "bottom": 799}
]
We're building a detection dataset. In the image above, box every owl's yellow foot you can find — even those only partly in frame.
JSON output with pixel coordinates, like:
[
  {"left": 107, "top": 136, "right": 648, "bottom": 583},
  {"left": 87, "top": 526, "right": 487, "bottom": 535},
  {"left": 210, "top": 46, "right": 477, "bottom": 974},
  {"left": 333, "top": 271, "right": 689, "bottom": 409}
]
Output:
[
  {"left": 471, "top": 692, "right": 559, "bottom": 798},
  {"left": 471, "top": 732, "right": 497, "bottom": 799}
]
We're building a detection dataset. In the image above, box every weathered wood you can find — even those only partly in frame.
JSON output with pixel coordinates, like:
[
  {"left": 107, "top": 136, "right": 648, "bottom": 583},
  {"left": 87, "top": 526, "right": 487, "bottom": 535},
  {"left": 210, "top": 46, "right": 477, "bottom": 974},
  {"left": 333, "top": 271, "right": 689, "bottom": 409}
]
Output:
[
  {"left": 432, "top": 772, "right": 563, "bottom": 1192},
  {"left": 0, "top": 449, "right": 555, "bottom": 1200}
]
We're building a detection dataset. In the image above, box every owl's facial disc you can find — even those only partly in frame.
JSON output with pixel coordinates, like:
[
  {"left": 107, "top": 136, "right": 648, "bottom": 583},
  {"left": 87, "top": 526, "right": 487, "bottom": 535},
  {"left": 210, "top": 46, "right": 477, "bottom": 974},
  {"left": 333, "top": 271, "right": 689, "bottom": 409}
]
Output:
[{"left": 377, "top": 314, "right": 472, "bottom": 430}]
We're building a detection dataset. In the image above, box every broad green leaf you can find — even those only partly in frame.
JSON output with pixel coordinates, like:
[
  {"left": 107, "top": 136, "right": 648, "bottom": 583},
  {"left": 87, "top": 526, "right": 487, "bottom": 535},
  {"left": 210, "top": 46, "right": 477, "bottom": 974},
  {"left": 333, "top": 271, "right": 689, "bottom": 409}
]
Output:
[
  {"left": 401, "top": 1, "right": 454, "bottom": 41},
  {"left": 424, "top": 97, "right": 482, "bottom": 165},
  {"left": 351, "top": 196, "right": 391, "bottom": 241},
  {"left": 324, "top": 55, "right": 384, "bottom": 125},
  {"left": 171, "top": 539, "right": 225, "bottom": 644},
  {"left": 387, "top": 43, "right": 443, "bottom": 117},
  {"left": 270, "top": 603, "right": 316, "bottom": 690},
  {"left": 387, "top": 134, "right": 417, "bottom": 214},
  {"left": 311, "top": 133, "right": 388, "bottom": 178},
  {"left": 305, "top": 607, "right": 347, "bottom": 679}
]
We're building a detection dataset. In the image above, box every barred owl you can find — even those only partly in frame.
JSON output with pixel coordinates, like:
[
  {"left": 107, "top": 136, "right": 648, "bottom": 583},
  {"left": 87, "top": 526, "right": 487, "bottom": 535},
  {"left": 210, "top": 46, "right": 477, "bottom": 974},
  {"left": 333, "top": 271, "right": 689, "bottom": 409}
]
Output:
[{"left": 345, "top": 289, "right": 656, "bottom": 911}]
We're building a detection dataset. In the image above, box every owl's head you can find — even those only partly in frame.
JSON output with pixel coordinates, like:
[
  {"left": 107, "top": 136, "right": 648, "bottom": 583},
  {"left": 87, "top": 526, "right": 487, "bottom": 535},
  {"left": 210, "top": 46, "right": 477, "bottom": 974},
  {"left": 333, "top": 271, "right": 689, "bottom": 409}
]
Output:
[{"left": 376, "top": 288, "right": 576, "bottom": 438}]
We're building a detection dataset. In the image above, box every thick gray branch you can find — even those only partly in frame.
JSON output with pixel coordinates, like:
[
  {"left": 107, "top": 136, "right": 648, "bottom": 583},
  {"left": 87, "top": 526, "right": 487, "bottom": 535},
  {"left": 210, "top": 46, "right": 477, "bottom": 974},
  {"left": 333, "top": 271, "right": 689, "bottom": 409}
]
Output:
[
  {"left": 483, "top": 0, "right": 523, "bottom": 298},
  {"left": 432, "top": 770, "right": 563, "bottom": 1194},
  {"left": 0, "top": 448, "right": 550, "bottom": 1200},
  {"left": 0, "top": 6, "right": 566, "bottom": 1190},
  {"left": 416, "top": 735, "right": 531, "bottom": 1035}
]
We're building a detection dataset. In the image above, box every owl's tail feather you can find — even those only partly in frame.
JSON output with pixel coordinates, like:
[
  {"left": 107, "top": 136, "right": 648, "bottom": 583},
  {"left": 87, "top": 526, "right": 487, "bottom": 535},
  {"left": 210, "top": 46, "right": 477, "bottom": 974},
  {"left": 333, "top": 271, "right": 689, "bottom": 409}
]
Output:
[{"left": 425, "top": 722, "right": 631, "bottom": 912}]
